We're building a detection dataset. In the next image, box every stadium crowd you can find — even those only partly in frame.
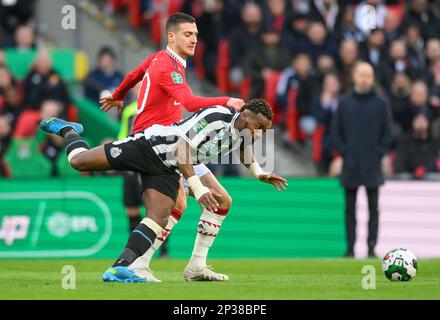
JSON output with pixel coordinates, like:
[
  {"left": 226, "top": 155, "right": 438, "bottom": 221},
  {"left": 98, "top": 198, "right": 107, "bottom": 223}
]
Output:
[{"left": 1, "top": 0, "right": 440, "bottom": 179}]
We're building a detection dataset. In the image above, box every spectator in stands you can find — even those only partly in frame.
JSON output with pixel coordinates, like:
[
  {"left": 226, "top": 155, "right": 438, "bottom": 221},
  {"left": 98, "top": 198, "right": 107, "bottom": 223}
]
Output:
[
  {"left": 13, "top": 25, "right": 36, "bottom": 51},
  {"left": 23, "top": 50, "right": 70, "bottom": 113},
  {"left": 243, "top": 27, "right": 291, "bottom": 98},
  {"left": 359, "top": 28, "right": 387, "bottom": 72},
  {"left": 427, "top": 59, "right": 440, "bottom": 139},
  {"left": 407, "top": 80, "right": 433, "bottom": 130},
  {"left": 383, "top": 11, "right": 400, "bottom": 44},
  {"left": 262, "top": 0, "right": 287, "bottom": 33},
  {"left": 425, "top": 38, "right": 440, "bottom": 71},
  {"left": 337, "top": 39, "right": 359, "bottom": 92},
  {"left": 388, "top": 72, "right": 412, "bottom": 136},
  {"left": 331, "top": 62, "right": 393, "bottom": 258},
  {"left": 277, "top": 53, "right": 316, "bottom": 137},
  {"left": 304, "top": 21, "right": 338, "bottom": 63},
  {"left": 380, "top": 39, "right": 414, "bottom": 90},
  {"left": 403, "top": 24, "right": 425, "bottom": 78},
  {"left": 0, "top": 115, "right": 12, "bottom": 177},
  {"left": 0, "top": 0, "right": 36, "bottom": 47},
  {"left": 309, "top": 0, "right": 343, "bottom": 33},
  {"left": 14, "top": 99, "right": 63, "bottom": 138},
  {"left": 355, "top": 0, "right": 388, "bottom": 35},
  {"left": 402, "top": 0, "right": 440, "bottom": 40},
  {"left": 337, "top": 4, "right": 366, "bottom": 43},
  {"left": 84, "top": 46, "right": 124, "bottom": 103},
  {"left": 282, "top": 12, "right": 309, "bottom": 57},
  {"left": 314, "top": 54, "right": 337, "bottom": 88},
  {"left": 0, "top": 64, "right": 16, "bottom": 96},
  {"left": 394, "top": 112, "right": 440, "bottom": 178},
  {"left": 228, "top": 3, "right": 263, "bottom": 87},
  {"left": 313, "top": 72, "right": 341, "bottom": 171},
  {"left": 0, "top": 87, "right": 23, "bottom": 129},
  {"left": 196, "top": 0, "right": 226, "bottom": 85}
]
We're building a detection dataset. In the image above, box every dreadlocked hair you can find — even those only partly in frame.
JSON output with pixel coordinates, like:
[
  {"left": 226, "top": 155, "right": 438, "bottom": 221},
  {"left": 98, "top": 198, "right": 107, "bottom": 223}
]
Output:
[{"left": 241, "top": 99, "right": 273, "bottom": 120}]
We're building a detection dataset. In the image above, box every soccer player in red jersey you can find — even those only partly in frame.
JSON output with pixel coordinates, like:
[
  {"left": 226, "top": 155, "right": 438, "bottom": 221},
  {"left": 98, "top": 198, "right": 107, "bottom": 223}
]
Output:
[{"left": 100, "top": 12, "right": 246, "bottom": 281}]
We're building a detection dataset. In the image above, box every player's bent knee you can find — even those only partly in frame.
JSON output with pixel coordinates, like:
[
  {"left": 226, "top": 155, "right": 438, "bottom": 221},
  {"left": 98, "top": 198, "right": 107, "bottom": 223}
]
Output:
[
  {"left": 174, "top": 197, "right": 187, "bottom": 213},
  {"left": 217, "top": 192, "right": 232, "bottom": 208}
]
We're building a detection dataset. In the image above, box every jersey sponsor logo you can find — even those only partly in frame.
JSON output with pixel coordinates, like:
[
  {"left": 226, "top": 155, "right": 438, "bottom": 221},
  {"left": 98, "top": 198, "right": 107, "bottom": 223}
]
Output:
[
  {"left": 173, "top": 101, "right": 181, "bottom": 106},
  {"left": 193, "top": 118, "right": 208, "bottom": 133},
  {"left": 110, "top": 147, "right": 122, "bottom": 158},
  {"left": 171, "top": 72, "right": 183, "bottom": 84}
]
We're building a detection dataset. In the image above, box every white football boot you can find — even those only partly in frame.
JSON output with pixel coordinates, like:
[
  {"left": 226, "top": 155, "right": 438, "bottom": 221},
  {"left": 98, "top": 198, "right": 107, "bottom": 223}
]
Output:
[
  {"left": 183, "top": 265, "right": 229, "bottom": 281},
  {"left": 129, "top": 266, "right": 162, "bottom": 283}
]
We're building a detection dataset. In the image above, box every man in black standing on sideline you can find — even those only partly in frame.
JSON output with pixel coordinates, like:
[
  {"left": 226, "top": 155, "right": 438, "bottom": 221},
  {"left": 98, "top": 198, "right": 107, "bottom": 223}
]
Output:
[{"left": 332, "top": 61, "right": 393, "bottom": 258}]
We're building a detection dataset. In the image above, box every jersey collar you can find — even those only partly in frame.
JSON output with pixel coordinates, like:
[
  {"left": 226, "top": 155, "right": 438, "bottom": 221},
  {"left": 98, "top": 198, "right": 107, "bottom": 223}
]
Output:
[
  {"left": 230, "top": 112, "right": 240, "bottom": 138},
  {"left": 166, "top": 46, "right": 187, "bottom": 69}
]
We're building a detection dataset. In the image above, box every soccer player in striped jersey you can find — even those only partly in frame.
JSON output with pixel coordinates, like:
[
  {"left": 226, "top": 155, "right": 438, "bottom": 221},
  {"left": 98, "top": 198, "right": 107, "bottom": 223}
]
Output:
[
  {"left": 39, "top": 99, "right": 288, "bottom": 283},
  {"left": 100, "top": 12, "right": 245, "bottom": 281}
]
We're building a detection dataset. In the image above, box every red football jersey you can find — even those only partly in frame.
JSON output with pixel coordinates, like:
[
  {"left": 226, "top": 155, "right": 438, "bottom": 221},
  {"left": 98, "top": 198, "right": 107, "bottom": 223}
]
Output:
[{"left": 112, "top": 47, "right": 230, "bottom": 133}]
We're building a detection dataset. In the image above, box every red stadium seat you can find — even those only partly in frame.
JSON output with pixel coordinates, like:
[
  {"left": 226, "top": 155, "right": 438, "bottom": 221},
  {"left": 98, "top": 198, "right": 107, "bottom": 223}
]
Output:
[
  {"left": 312, "top": 125, "right": 325, "bottom": 164},
  {"left": 216, "top": 39, "right": 230, "bottom": 94},
  {"left": 13, "top": 110, "right": 41, "bottom": 138},
  {"left": 66, "top": 104, "right": 78, "bottom": 123},
  {"left": 286, "top": 89, "right": 299, "bottom": 141},
  {"left": 263, "top": 71, "right": 281, "bottom": 124},
  {"left": 194, "top": 41, "right": 206, "bottom": 79}
]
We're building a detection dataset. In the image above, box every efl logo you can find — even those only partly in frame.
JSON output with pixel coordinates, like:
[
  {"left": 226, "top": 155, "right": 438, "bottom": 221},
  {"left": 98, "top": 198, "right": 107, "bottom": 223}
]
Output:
[{"left": 0, "top": 216, "right": 30, "bottom": 246}]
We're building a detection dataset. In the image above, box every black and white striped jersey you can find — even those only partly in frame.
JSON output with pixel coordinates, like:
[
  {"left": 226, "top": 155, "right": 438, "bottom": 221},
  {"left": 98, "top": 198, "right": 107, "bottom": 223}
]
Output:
[{"left": 142, "top": 106, "right": 242, "bottom": 171}]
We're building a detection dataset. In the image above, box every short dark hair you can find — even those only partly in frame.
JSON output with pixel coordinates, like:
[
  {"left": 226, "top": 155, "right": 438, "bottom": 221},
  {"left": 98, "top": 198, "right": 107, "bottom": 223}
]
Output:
[
  {"left": 165, "top": 12, "right": 196, "bottom": 32},
  {"left": 98, "top": 46, "right": 116, "bottom": 59},
  {"left": 242, "top": 99, "right": 273, "bottom": 121}
]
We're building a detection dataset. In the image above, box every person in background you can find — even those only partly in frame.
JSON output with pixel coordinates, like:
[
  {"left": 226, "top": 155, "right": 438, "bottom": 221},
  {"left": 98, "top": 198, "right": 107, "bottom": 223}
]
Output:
[
  {"left": 332, "top": 61, "right": 393, "bottom": 258},
  {"left": 402, "top": 0, "right": 440, "bottom": 40},
  {"left": 243, "top": 27, "right": 291, "bottom": 98},
  {"left": 84, "top": 46, "right": 124, "bottom": 104},
  {"left": 277, "top": 53, "right": 315, "bottom": 130},
  {"left": 23, "top": 50, "right": 70, "bottom": 113},
  {"left": 337, "top": 4, "right": 366, "bottom": 43},
  {"left": 0, "top": 115, "right": 12, "bottom": 177},
  {"left": 406, "top": 80, "right": 433, "bottom": 131},
  {"left": 394, "top": 112, "right": 440, "bottom": 178},
  {"left": 282, "top": 12, "right": 309, "bottom": 56},
  {"left": 425, "top": 38, "right": 440, "bottom": 70},
  {"left": 313, "top": 72, "right": 341, "bottom": 171},
  {"left": 336, "top": 39, "right": 359, "bottom": 92},
  {"left": 309, "top": 0, "right": 343, "bottom": 33},
  {"left": 228, "top": 2, "right": 263, "bottom": 87},
  {"left": 387, "top": 72, "right": 412, "bottom": 137},
  {"left": 303, "top": 21, "right": 338, "bottom": 63},
  {"left": 359, "top": 28, "right": 386, "bottom": 73},
  {"left": 13, "top": 25, "right": 36, "bottom": 51}
]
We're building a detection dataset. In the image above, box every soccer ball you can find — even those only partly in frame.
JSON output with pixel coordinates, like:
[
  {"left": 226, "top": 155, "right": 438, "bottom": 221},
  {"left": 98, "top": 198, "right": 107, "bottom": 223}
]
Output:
[{"left": 382, "top": 248, "right": 418, "bottom": 281}]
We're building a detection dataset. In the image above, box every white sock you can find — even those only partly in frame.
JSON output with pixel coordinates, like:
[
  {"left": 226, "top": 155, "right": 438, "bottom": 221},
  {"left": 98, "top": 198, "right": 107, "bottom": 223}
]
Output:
[
  {"left": 187, "top": 208, "right": 228, "bottom": 270},
  {"left": 129, "top": 210, "right": 181, "bottom": 269}
]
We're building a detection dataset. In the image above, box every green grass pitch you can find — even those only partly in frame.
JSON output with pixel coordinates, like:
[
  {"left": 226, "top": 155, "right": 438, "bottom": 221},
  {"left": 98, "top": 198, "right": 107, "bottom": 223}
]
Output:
[{"left": 0, "top": 259, "right": 439, "bottom": 299}]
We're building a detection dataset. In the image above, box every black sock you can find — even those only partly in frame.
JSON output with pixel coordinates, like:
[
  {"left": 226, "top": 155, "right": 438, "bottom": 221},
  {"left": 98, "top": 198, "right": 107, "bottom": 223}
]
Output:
[
  {"left": 113, "top": 223, "right": 157, "bottom": 267},
  {"left": 64, "top": 132, "right": 89, "bottom": 158},
  {"left": 129, "top": 215, "right": 142, "bottom": 233},
  {"left": 60, "top": 126, "right": 75, "bottom": 138}
]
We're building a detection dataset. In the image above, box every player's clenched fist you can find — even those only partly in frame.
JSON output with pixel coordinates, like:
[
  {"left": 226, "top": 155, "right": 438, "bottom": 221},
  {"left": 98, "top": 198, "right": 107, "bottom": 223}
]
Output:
[
  {"left": 100, "top": 95, "right": 124, "bottom": 112},
  {"left": 226, "top": 98, "right": 245, "bottom": 111}
]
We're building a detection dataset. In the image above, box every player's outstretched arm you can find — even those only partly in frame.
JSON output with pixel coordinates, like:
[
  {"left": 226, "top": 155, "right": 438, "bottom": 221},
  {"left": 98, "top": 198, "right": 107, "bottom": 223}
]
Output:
[
  {"left": 100, "top": 53, "right": 159, "bottom": 112},
  {"left": 99, "top": 95, "right": 124, "bottom": 112},
  {"left": 174, "top": 138, "right": 219, "bottom": 212},
  {"left": 239, "top": 142, "right": 288, "bottom": 192}
]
